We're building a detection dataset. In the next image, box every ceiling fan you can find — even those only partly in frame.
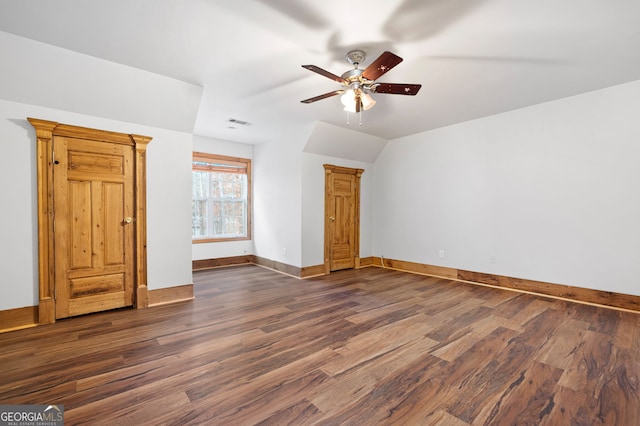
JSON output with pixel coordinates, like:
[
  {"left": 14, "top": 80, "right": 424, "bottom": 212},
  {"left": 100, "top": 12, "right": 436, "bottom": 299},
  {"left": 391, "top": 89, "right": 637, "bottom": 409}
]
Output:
[{"left": 301, "top": 50, "right": 421, "bottom": 113}]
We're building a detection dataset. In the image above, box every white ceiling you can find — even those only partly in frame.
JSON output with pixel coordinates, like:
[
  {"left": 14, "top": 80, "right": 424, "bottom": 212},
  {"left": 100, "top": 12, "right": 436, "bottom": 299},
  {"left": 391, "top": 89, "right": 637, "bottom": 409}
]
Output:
[{"left": 0, "top": 0, "right": 639, "bottom": 144}]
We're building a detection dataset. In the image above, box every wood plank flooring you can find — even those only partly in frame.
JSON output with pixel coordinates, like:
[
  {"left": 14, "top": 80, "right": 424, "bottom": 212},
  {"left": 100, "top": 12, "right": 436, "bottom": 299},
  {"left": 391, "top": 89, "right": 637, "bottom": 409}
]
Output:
[{"left": 1, "top": 265, "right": 639, "bottom": 425}]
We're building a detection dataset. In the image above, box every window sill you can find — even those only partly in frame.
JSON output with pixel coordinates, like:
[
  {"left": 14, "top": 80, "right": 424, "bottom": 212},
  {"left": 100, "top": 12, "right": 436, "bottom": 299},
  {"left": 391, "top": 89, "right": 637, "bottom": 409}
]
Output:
[{"left": 192, "top": 236, "right": 251, "bottom": 244}]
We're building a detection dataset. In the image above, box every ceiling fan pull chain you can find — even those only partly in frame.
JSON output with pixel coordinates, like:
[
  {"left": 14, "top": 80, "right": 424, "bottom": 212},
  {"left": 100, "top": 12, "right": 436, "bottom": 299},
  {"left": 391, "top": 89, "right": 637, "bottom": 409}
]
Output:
[{"left": 344, "top": 110, "right": 363, "bottom": 126}]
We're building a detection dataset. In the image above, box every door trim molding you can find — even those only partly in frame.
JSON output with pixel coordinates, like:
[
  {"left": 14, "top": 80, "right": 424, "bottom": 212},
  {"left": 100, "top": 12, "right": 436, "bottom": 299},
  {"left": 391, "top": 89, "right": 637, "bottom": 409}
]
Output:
[
  {"left": 323, "top": 164, "right": 364, "bottom": 275},
  {"left": 28, "top": 118, "right": 152, "bottom": 324}
]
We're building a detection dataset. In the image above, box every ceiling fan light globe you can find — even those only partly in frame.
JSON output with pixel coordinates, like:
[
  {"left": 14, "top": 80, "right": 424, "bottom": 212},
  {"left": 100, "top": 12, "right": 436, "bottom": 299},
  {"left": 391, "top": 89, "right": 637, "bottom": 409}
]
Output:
[
  {"left": 361, "top": 93, "right": 376, "bottom": 110},
  {"left": 340, "top": 90, "right": 375, "bottom": 112},
  {"left": 340, "top": 90, "right": 355, "bottom": 107}
]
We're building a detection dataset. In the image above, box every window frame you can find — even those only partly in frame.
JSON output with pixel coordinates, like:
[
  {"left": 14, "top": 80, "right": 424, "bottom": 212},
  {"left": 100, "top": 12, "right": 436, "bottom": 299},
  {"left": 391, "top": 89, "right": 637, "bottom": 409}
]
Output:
[{"left": 192, "top": 152, "right": 251, "bottom": 243}]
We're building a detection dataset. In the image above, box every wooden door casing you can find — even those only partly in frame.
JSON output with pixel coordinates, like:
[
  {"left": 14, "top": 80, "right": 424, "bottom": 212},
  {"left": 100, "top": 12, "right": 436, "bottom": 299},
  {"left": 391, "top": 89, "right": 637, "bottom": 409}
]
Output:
[
  {"left": 323, "top": 165, "right": 364, "bottom": 273},
  {"left": 53, "top": 137, "right": 135, "bottom": 318},
  {"left": 28, "top": 118, "right": 151, "bottom": 324}
]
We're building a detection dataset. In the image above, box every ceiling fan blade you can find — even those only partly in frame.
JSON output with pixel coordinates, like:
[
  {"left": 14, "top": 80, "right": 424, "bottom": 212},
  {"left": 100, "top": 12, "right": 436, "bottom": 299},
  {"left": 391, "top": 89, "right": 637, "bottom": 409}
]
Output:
[
  {"left": 301, "top": 65, "right": 347, "bottom": 84},
  {"left": 373, "top": 83, "right": 422, "bottom": 95},
  {"left": 300, "top": 90, "right": 344, "bottom": 104},
  {"left": 362, "top": 51, "right": 403, "bottom": 81},
  {"left": 355, "top": 93, "right": 362, "bottom": 113}
]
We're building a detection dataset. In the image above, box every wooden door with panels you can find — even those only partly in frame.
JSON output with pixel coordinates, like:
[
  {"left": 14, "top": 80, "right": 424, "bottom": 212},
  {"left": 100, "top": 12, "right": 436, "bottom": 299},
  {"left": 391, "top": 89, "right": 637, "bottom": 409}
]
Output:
[
  {"left": 324, "top": 164, "right": 364, "bottom": 273},
  {"left": 53, "top": 136, "right": 135, "bottom": 318},
  {"left": 29, "top": 118, "right": 151, "bottom": 323}
]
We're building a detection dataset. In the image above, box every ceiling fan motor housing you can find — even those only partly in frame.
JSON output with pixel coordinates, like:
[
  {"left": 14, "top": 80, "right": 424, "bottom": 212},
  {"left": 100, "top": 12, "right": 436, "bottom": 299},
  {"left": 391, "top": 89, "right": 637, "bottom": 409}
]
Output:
[{"left": 342, "top": 68, "right": 379, "bottom": 94}]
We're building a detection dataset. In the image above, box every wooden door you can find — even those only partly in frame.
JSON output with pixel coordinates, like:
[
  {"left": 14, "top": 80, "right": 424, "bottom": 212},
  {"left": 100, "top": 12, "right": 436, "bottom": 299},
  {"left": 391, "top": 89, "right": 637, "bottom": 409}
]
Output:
[
  {"left": 53, "top": 136, "right": 135, "bottom": 318},
  {"left": 324, "top": 165, "right": 364, "bottom": 273}
]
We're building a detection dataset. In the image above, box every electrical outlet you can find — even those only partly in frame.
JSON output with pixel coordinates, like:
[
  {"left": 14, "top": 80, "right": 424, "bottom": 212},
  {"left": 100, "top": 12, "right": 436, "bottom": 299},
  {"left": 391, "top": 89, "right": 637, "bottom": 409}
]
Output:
[
  {"left": 489, "top": 256, "right": 496, "bottom": 264},
  {"left": 438, "top": 250, "right": 445, "bottom": 259}
]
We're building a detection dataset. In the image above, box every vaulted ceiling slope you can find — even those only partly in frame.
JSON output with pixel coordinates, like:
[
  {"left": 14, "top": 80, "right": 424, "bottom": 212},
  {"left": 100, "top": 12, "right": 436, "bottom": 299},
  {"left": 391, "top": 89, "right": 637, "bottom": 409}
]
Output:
[{"left": 0, "top": 0, "right": 638, "bottom": 143}]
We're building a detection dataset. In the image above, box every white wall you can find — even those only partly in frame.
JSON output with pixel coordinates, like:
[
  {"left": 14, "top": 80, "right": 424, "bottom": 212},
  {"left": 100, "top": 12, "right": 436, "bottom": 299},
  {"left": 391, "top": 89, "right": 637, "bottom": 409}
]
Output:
[
  {"left": 146, "top": 124, "right": 193, "bottom": 291},
  {"left": 0, "top": 99, "right": 193, "bottom": 311},
  {"left": 252, "top": 124, "right": 314, "bottom": 267},
  {"left": 191, "top": 135, "right": 255, "bottom": 260},
  {"left": 373, "top": 80, "right": 640, "bottom": 295},
  {"left": 193, "top": 135, "right": 253, "bottom": 158},
  {"left": 301, "top": 153, "right": 373, "bottom": 267},
  {"left": 0, "top": 31, "right": 202, "bottom": 133},
  {"left": 304, "top": 121, "right": 387, "bottom": 163}
]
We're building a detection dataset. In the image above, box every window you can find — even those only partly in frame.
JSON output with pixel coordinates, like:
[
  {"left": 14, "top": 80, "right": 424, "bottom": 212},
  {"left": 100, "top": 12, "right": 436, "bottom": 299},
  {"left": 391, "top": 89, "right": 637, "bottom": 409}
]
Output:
[{"left": 192, "top": 152, "right": 251, "bottom": 242}]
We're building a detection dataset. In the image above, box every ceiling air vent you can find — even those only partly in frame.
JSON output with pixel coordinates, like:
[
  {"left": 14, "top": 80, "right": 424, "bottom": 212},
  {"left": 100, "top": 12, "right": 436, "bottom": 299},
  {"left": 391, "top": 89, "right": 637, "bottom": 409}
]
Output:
[{"left": 228, "top": 118, "right": 251, "bottom": 126}]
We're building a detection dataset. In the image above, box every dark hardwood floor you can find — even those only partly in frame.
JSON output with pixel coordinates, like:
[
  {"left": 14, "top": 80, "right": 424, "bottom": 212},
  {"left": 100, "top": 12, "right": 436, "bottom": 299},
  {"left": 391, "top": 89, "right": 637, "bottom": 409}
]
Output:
[{"left": 1, "top": 265, "right": 639, "bottom": 425}]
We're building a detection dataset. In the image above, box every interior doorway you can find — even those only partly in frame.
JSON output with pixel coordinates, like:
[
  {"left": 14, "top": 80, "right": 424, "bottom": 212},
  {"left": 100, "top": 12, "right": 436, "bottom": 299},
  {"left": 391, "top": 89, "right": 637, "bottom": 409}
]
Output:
[
  {"left": 323, "top": 164, "right": 364, "bottom": 274},
  {"left": 29, "top": 118, "right": 151, "bottom": 323}
]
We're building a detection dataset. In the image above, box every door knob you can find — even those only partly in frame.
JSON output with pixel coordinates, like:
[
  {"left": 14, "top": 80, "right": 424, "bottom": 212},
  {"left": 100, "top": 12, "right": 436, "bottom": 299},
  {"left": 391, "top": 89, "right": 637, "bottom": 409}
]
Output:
[
  {"left": 124, "top": 217, "right": 133, "bottom": 224},
  {"left": 329, "top": 216, "right": 335, "bottom": 222}
]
